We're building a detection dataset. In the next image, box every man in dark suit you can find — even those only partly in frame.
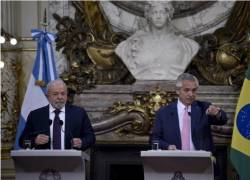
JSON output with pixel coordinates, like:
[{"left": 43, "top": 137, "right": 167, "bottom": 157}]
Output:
[
  {"left": 152, "top": 73, "right": 227, "bottom": 152},
  {"left": 19, "top": 79, "right": 95, "bottom": 150}
]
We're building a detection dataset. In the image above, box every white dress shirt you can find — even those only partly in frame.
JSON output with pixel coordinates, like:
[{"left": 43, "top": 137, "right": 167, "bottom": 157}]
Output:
[
  {"left": 177, "top": 99, "right": 195, "bottom": 150},
  {"left": 49, "top": 104, "right": 65, "bottom": 149}
]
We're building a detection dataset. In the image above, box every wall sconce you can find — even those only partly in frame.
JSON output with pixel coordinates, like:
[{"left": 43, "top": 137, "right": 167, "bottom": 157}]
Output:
[
  {"left": 0, "top": 28, "right": 18, "bottom": 46},
  {"left": 0, "top": 60, "right": 4, "bottom": 69}
]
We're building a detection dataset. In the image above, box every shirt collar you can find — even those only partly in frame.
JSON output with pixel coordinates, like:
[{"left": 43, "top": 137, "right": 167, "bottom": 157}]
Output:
[
  {"left": 177, "top": 99, "right": 191, "bottom": 111},
  {"left": 49, "top": 104, "right": 65, "bottom": 113}
]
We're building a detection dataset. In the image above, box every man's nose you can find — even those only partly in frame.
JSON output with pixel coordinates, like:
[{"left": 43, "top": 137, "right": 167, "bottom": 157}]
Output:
[
  {"left": 187, "top": 91, "right": 194, "bottom": 96},
  {"left": 57, "top": 94, "right": 63, "bottom": 99}
]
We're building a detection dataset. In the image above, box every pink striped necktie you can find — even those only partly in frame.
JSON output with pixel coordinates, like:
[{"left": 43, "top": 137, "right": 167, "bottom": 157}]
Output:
[{"left": 181, "top": 107, "right": 190, "bottom": 150}]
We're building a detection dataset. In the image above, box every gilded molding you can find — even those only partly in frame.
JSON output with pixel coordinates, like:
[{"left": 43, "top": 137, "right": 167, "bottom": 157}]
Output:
[
  {"left": 53, "top": 1, "right": 249, "bottom": 89},
  {"left": 53, "top": 1, "right": 132, "bottom": 94},
  {"left": 92, "top": 88, "right": 177, "bottom": 136},
  {"left": 191, "top": 2, "right": 250, "bottom": 86},
  {"left": 20, "top": 37, "right": 34, "bottom": 41},
  {"left": 1, "top": 52, "right": 21, "bottom": 158},
  {"left": 1, "top": 48, "right": 36, "bottom": 52}
]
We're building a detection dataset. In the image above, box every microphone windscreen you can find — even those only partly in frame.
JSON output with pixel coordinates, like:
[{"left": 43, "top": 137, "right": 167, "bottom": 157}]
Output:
[
  {"left": 59, "top": 120, "right": 63, "bottom": 126},
  {"left": 49, "top": 119, "right": 53, "bottom": 125}
]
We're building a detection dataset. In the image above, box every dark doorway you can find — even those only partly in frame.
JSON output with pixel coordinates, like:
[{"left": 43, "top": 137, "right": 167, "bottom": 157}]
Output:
[
  {"left": 110, "top": 164, "right": 144, "bottom": 180},
  {"left": 90, "top": 144, "right": 149, "bottom": 180}
]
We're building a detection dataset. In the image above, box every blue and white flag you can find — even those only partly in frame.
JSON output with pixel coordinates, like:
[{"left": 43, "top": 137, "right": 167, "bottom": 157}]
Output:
[{"left": 14, "top": 29, "right": 58, "bottom": 149}]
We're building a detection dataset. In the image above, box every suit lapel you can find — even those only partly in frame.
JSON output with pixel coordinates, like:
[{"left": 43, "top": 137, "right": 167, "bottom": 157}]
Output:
[
  {"left": 190, "top": 101, "right": 203, "bottom": 135},
  {"left": 44, "top": 105, "right": 51, "bottom": 137},
  {"left": 65, "top": 105, "right": 69, "bottom": 130},
  {"left": 64, "top": 104, "right": 72, "bottom": 149},
  {"left": 191, "top": 101, "right": 205, "bottom": 149},
  {"left": 172, "top": 103, "right": 182, "bottom": 147}
]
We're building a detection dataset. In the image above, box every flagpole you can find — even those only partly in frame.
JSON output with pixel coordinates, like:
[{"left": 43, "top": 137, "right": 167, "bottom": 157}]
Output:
[
  {"left": 14, "top": 9, "right": 58, "bottom": 149},
  {"left": 40, "top": 8, "right": 48, "bottom": 32}
]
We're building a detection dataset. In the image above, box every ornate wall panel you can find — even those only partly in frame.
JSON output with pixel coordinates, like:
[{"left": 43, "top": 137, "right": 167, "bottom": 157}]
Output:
[
  {"left": 1, "top": 51, "right": 20, "bottom": 158},
  {"left": 52, "top": 1, "right": 249, "bottom": 91},
  {"left": 1, "top": 1, "right": 249, "bottom": 179}
]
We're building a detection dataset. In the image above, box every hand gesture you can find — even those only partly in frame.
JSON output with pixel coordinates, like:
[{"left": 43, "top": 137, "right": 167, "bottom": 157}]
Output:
[
  {"left": 71, "top": 138, "right": 82, "bottom": 149},
  {"left": 35, "top": 134, "right": 49, "bottom": 145},
  {"left": 206, "top": 105, "right": 221, "bottom": 118}
]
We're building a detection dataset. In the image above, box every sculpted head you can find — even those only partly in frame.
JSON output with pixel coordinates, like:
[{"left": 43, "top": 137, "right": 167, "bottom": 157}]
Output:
[
  {"left": 144, "top": 1, "right": 174, "bottom": 29},
  {"left": 47, "top": 79, "right": 68, "bottom": 109},
  {"left": 176, "top": 73, "right": 199, "bottom": 106}
]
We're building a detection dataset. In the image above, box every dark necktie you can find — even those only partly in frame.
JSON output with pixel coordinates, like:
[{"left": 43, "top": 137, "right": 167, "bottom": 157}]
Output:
[{"left": 53, "top": 109, "right": 61, "bottom": 149}]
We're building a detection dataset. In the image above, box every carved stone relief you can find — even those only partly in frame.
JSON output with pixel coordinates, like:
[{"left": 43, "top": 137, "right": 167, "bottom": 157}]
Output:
[
  {"left": 52, "top": 1, "right": 249, "bottom": 92},
  {"left": 48, "top": 1, "right": 75, "bottom": 75},
  {"left": 99, "top": 1, "right": 234, "bottom": 37}
]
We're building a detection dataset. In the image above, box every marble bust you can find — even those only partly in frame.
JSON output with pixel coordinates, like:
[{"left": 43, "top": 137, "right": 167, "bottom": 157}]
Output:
[{"left": 115, "top": 1, "right": 199, "bottom": 80}]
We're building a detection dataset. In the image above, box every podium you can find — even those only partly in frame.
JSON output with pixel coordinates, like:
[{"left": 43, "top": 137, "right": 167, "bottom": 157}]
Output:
[
  {"left": 11, "top": 150, "right": 89, "bottom": 180},
  {"left": 141, "top": 150, "right": 214, "bottom": 180}
]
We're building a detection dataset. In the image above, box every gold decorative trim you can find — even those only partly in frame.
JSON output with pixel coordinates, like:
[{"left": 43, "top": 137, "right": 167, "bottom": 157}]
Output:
[
  {"left": 53, "top": 1, "right": 132, "bottom": 93},
  {"left": 20, "top": 37, "right": 34, "bottom": 41},
  {"left": 1, "top": 146, "right": 13, "bottom": 160},
  {"left": 1, "top": 48, "right": 36, "bottom": 52},
  {"left": 93, "top": 88, "right": 177, "bottom": 136},
  {"left": 52, "top": 1, "right": 249, "bottom": 88},
  {"left": 191, "top": 2, "right": 249, "bottom": 86}
]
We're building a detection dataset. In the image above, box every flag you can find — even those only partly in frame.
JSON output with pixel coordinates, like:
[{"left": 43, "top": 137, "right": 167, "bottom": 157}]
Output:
[
  {"left": 14, "top": 29, "right": 58, "bottom": 149},
  {"left": 230, "top": 64, "right": 250, "bottom": 180}
]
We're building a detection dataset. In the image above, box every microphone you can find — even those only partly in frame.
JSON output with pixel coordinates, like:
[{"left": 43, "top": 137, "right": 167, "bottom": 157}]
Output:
[
  {"left": 57, "top": 119, "right": 76, "bottom": 149},
  {"left": 58, "top": 119, "right": 65, "bottom": 133},
  {"left": 56, "top": 119, "right": 74, "bottom": 148},
  {"left": 50, "top": 119, "right": 63, "bottom": 127},
  {"left": 59, "top": 120, "right": 63, "bottom": 126}
]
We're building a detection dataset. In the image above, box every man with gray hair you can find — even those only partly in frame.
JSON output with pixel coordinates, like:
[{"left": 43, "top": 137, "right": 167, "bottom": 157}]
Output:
[
  {"left": 19, "top": 79, "right": 95, "bottom": 150},
  {"left": 152, "top": 73, "right": 227, "bottom": 151}
]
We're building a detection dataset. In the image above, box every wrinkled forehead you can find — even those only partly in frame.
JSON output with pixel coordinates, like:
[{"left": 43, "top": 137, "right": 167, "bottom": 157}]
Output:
[{"left": 48, "top": 82, "right": 67, "bottom": 92}]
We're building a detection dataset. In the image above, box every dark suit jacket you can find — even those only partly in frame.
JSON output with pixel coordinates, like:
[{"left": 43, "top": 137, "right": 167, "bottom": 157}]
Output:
[
  {"left": 19, "top": 104, "right": 95, "bottom": 150},
  {"left": 152, "top": 100, "right": 227, "bottom": 152}
]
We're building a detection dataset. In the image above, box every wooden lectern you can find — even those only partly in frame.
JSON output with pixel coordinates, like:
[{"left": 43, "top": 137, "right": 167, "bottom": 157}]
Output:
[
  {"left": 141, "top": 150, "right": 214, "bottom": 180},
  {"left": 11, "top": 150, "right": 89, "bottom": 180}
]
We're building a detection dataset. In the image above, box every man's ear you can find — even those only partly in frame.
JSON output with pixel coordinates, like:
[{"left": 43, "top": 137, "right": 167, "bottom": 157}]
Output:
[{"left": 176, "top": 89, "right": 179, "bottom": 95}]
